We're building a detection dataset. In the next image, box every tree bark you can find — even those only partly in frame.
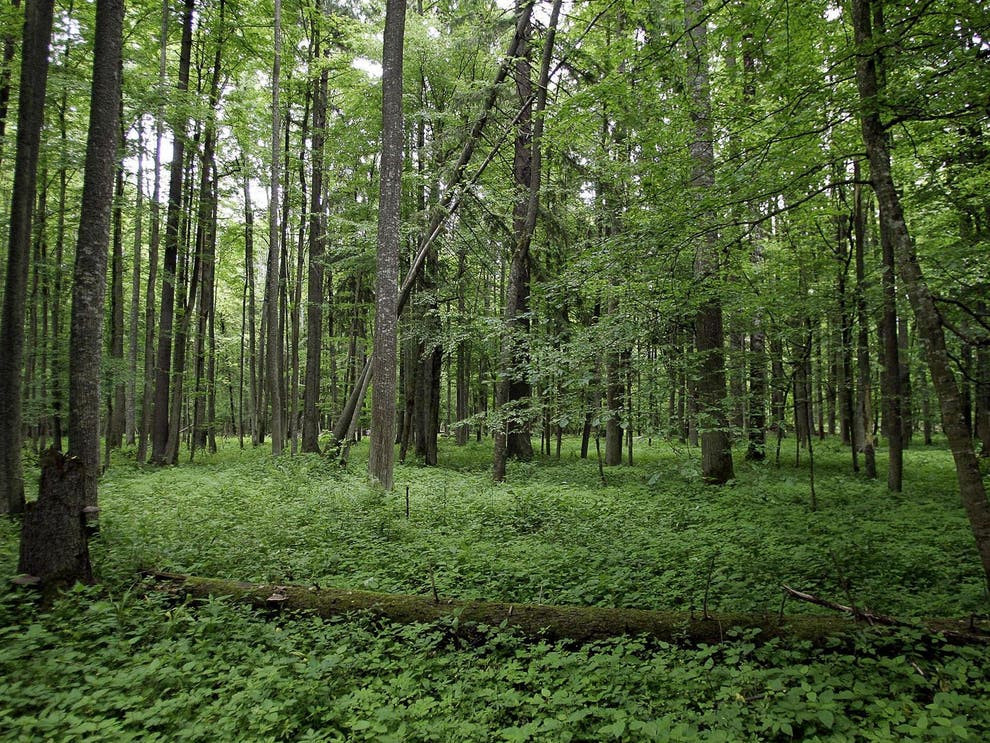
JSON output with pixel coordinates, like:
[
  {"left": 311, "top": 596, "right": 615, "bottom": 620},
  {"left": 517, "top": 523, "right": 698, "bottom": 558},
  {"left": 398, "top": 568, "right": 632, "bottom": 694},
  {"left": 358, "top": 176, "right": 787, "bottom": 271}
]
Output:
[
  {"left": 265, "top": 0, "right": 286, "bottom": 456},
  {"left": 493, "top": 0, "right": 560, "bottom": 481},
  {"left": 150, "top": 0, "right": 195, "bottom": 465},
  {"left": 0, "top": 0, "right": 54, "bottom": 514},
  {"left": 879, "top": 220, "right": 903, "bottom": 491},
  {"left": 853, "top": 0, "right": 990, "bottom": 589},
  {"left": 367, "top": 0, "right": 406, "bottom": 489},
  {"left": 67, "top": 0, "right": 124, "bottom": 507},
  {"left": 148, "top": 571, "right": 990, "bottom": 647},
  {"left": 302, "top": 11, "right": 329, "bottom": 453},
  {"left": 853, "top": 167, "right": 877, "bottom": 478},
  {"left": 685, "top": 0, "right": 733, "bottom": 484},
  {"left": 126, "top": 125, "right": 144, "bottom": 446},
  {"left": 18, "top": 450, "right": 92, "bottom": 587}
]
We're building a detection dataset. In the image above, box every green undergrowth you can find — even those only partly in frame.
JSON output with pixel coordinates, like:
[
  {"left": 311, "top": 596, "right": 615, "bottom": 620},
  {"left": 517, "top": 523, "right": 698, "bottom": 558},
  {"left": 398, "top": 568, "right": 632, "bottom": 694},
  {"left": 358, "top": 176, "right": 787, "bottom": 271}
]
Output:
[
  {"left": 1, "top": 437, "right": 989, "bottom": 740},
  {"left": 96, "top": 437, "right": 986, "bottom": 616}
]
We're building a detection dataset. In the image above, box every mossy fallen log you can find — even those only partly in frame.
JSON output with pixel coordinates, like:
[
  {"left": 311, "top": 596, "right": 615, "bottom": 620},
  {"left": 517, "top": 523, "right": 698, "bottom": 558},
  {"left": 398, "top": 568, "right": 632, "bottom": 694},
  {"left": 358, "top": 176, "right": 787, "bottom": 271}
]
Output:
[{"left": 147, "top": 572, "right": 989, "bottom": 646}]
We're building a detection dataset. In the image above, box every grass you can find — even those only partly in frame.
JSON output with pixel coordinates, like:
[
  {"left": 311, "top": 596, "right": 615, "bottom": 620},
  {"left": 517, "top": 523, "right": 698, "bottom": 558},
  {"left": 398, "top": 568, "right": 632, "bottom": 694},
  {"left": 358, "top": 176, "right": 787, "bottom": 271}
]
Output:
[{"left": 1, "top": 435, "right": 989, "bottom": 741}]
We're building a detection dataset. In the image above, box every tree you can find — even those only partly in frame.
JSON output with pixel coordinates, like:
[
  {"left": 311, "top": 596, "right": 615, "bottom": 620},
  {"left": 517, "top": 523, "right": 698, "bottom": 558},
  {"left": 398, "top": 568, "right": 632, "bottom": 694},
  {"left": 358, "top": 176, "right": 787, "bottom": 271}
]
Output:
[
  {"left": 150, "top": 0, "right": 195, "bottom": 465},
  {"left": 0, "top": 0, "right": 55, "bottom": 514},
  {"left": 367, "top": 0, "right": 406, "bottom": 489},
  {"left": 852, "top": 0, "right": 990, "bottom": 589},
  {"left": 684, "top": 0, "right": 733, "bottom": 484}
]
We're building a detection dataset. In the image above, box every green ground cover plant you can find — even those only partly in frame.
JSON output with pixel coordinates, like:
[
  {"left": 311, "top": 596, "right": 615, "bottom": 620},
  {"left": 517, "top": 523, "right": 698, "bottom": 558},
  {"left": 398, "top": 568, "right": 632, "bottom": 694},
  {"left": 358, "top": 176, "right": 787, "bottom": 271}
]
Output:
[{"left": 1, "top": 438, "right": 989, "bottom": 740}]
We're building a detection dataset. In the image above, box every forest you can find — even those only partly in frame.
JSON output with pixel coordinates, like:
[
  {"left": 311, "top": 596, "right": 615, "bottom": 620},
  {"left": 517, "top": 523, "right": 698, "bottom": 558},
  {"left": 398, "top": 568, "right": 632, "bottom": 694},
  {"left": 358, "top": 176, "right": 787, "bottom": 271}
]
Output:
[{"left": 1, "top": 0, "right": 990, "bottom": 739}]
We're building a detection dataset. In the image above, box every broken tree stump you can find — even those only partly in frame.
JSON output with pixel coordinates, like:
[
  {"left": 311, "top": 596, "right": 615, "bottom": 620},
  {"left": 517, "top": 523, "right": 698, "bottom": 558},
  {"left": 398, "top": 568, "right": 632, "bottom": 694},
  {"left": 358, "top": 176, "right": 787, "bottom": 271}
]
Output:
[{"left": 17, "top": 449, "right": 93, "bottom": 589}]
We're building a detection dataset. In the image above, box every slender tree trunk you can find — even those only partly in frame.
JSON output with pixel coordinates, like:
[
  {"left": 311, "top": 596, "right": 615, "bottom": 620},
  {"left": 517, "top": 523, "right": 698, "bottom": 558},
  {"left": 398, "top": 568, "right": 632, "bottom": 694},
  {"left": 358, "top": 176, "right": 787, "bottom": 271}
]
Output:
[
  {"left": 0, "top": 0, "right": 54, "bottom": 513},
  {"left": 853, "top": 0, "right": 990, "bottom": 588},
  {"left": 685, "top": 0, "right": 733, "bottom": 484},
  {"left": 264, "top": 0, "right": 285, "bottom": 456},
  {"left": 853, "top": 166, "right": 877, "bottom": 478},
  {"left": 367, "top": 0, "right": 406, "bottom": 489},
  {"left": 302, "top": 15, "right": 328, "bottom": 453},
  {"left": 107, "top": 140, "right": 126, "bottom": 452},
  {"left": 899, "top": 312, "right": 913, "bottom": 447},
  {"left": 879, "top": 221, "right": 903, "bottom": 491},
  {"left": 126, "top": 126, "right": 144, "bottom": 446},
  {"left": 150, "top": 0, "right": 194, "bottom": 464}
]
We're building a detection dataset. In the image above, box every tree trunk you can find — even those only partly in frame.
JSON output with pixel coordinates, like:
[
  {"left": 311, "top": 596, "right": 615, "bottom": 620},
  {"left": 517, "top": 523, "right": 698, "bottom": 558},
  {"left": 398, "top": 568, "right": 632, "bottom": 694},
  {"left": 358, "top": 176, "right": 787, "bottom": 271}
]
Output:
[
  {"left": 107, "top": 147, "right": 126, "bottom": 452},
  {"left": 126, "top": 125, "right": 144, "bottom": 446},
  {"left": 0, "top": 0, "right": 54, "bottom": 514},
  {"left": 67, "top": 0, "right": 124, "bottom": 507},
  {"left": 302, "top": 14, "right": 329, "bottom": 454},
  {"left": 150, "top": 0, "right": 195, "bottom": 465},
  {"left": 853, "top": 166, "right": 877, "bottom": 478},
  {"left": 265, "top": 0, "right": 286, "bottom": 456},
  {"left": 148, "top": 571, "right": 990, "bottom": 648},
  {"left": 18, "top": 450, "right": 92, "bottom": 587},
  {"left": 853, "top": 0, "right": 990, "bottom": 589},
  {"left": 492, "top": 0, "right": 560, "bottom": 481},
  {"left": 367, "top": 0, "right": 405, "bottom": 489},
  {"left": 495, "top": 4, "right": 536, "bottom": 478},
  {"left": 879, "top": 221, "right": 903, "bottom": 491},
  {"left": 899, "top": 312, "right": 913, "bottom": 447},
  {"left": 685, "top": 0, "right": 732, "bottom": 484}
]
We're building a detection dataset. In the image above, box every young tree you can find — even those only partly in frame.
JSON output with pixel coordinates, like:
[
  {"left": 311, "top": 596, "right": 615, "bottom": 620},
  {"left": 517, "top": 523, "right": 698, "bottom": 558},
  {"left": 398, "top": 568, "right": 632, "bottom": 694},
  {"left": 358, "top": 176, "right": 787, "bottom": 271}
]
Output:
[{"left": 367, "top": 0, "right": 407, "bottom": 489}]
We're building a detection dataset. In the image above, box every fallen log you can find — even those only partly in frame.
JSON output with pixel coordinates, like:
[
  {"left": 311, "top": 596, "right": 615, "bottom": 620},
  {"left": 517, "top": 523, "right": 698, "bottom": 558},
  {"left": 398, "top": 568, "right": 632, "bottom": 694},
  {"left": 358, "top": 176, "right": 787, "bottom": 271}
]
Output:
[{"left": 146, "top": 572, "right": 988, "bottom": 646}]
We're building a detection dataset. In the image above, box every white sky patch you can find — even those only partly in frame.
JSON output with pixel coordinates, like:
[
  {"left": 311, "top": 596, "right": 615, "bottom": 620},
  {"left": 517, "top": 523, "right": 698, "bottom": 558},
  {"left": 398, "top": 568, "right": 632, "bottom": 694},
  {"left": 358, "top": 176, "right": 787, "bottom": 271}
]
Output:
[{"left": 352, "top": 56, "right": 383, "bottom": 78}]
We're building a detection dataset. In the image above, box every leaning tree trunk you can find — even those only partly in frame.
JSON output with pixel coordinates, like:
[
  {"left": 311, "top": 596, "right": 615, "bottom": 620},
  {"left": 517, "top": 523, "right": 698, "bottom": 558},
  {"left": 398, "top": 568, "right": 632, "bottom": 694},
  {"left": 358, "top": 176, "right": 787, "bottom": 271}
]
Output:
[
  {"left": 853, "top": 0, "right": 990, "bottom": 590},
  {"left": 685, "top": 0, "right": 733, "bottom": 484},
  {"left": 0, "top": 0, "right": 55, "bottom": 514}
]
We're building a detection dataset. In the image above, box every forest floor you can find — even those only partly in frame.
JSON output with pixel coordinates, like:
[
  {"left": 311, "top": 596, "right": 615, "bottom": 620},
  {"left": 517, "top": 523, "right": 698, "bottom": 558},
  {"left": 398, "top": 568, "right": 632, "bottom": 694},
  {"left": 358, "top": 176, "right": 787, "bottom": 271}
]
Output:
[{"left": 1, "top": 436, "right": 989, "bottom": 741}]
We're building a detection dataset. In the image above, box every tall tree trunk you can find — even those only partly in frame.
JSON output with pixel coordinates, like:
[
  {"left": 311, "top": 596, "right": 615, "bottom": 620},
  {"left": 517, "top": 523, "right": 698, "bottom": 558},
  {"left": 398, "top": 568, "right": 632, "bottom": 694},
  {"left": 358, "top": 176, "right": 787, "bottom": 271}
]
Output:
[
  {"left": 685, "top": 0, "right": 733, "bottom": 484},
  {"left": 265, "top": 0, "right": 285, "bottom": 456},
  {"left": 68, "top": 0, "right": 124, "bottom": 508},
  {"left": 137, "top": 1, "right": 167, "bottom": 462},
  {"left": 192, "top": 101, "right": 221, "bottom": 457},
  {"left": 107, "top": 140, "right": 126, "bottom": 452},
  {"left": 126, "top": 125, "right": 144, "bottom": 446},
  {"left": 899, "top": 312, "right": 913, "bottom": 447},
  {"left": 367, "top": 0, "right": 406, "bottom": 489},
  {"left": 497, "top": 4, "right": 536, "bottom": 473},
  {"left": 150, "top": 0, "right": 195, "bottom": 465},
  {"left": 493, "top": 0, "right": 560, "bottom": 481},
  {"left": 302, "top": 12, "right": 329, "bottom": 453},
  {"left": 853, "top": 0, "right": 990, "bottom": 589},
  {"left": 853, "top": 166, "right": 877, "bottom": 478},
  {"left": 879, "top": 220, "right": 903, "bottom": 491},
  {"left": 0, "top": 0, "right": 54, "bottom": 513}
]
